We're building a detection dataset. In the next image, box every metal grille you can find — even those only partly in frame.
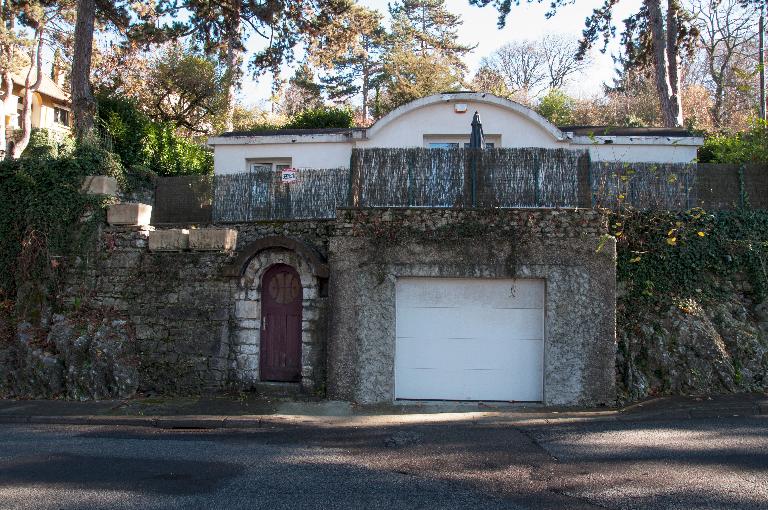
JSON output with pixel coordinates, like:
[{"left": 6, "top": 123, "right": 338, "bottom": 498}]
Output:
[{"left": 152, "top": 175, "right": 213, "bottom": 224}]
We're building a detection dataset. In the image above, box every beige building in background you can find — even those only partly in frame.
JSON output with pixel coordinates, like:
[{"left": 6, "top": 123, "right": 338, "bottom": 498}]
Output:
[{"left": 2, "top": 69, "right": 71, "bottom": 154}]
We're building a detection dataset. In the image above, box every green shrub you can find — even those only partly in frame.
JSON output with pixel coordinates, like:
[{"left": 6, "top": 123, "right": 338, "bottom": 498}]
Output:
[
  {"left": 20, "top": 129, "right": 76, "bottom": 160},
  {"left": 96, "top": 93, "right": 213, "bottom": 176},
  {"left": 284, "top": 106, "right": 354, "bottom": 129},
  {"left": 536, "top": 89, "right": 576, "bottom": 126},
  {"left": 698, "top": 121, "right": 768, "bottom": 163}
]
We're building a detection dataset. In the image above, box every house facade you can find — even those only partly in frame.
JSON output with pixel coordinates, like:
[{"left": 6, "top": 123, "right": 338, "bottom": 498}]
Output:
[
  {"left": 1, "top": 70, "right": 71, "bottom": 155},
  {"left": 208, "top": 92, "right": 704, "bottom": 174}
]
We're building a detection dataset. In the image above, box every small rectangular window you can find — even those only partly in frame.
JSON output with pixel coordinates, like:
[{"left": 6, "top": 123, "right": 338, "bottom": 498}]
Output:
[
  {"left": 429, "top": 142, "right": 460, "bottom": 149},
  {"left": 248, "top": 160, "right": 292, "bottom": 173},
  {"left": 463, "top": 142, "right": 495, "bottom": 148},
  {"left": 54, "top": 107, "right": 69, "bottom": 125}
]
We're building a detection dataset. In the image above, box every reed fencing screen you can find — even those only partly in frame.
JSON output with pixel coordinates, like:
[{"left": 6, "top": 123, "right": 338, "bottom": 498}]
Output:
[
  {"left": 349, "top": 147, "right": 591, "bottom": 209},
  {"left": 211, "top": 167, "right": 349, "bottom": 222},
  {"left": 150, "top": 150, "right": 768, "bottom": 224},
  {"left": 591, "top": 162, "right": 768, "bottom": 210}
]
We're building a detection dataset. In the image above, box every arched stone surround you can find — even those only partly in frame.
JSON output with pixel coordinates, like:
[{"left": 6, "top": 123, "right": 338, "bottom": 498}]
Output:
[{"left": 231, "top": 247, "right": 327, "bottom": 392}]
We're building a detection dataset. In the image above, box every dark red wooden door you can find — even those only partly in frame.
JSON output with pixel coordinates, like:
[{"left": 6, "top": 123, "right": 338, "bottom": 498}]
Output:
[{"left": 260, "top": 264, "right": 303, "bottom": 382}]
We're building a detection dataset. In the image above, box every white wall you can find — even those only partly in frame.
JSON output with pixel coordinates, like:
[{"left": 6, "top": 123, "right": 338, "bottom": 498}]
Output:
[
  {"left": 214, "top": 141, "right": 354, "bottom": 174},
  {"left": 359, "top": 100, "right": 568, "bottom": 149},
  {"left": 210, "top": 94, "right": 703, "bottom": 174},
  {"left": 584, "top": 142, "right": 699, "bottom": 163}
]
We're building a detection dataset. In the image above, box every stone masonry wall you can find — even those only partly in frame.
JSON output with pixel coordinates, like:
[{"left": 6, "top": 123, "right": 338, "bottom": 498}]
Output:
[
  {"left": 328, "top": 208, "right": 617, "bottom": 406},
  {"left": 61, "top": 220, "right": 335, "bottom": 395}
]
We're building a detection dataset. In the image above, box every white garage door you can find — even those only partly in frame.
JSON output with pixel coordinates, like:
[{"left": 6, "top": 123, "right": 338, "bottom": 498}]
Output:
[{"left": 395, "top": 278, "right": 544, "bottom": 401}]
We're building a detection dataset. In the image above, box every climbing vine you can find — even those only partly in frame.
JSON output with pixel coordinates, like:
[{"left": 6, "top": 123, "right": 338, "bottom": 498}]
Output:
[
  {"left": 0, "top": 141, "right": 122, "bottom": 320},
  {"left": 611, "top": 208, "right": 768, "bottom": 306}
]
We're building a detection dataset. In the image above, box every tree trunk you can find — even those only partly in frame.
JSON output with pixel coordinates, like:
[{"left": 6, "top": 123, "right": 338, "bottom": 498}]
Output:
[
  {"left": 12, "top": 28, "right": 45, "bottom": 158},
  {"left": 645, "top": 0, "right": 683, "bottom": 127},
  {"left": 72, "top": 0, "right": 96, "bottom": 139},
  {"left": 665, "top": 0, "right": 683, "bottom": 126},
  {"left": 0, "top": 71, "right": 10, "bottom": 157},
  {"left": 361, "top": 66, "right": 369, "bottom": 124},
  {"left": 223, "top": 2, "right": 242, "bottom": 133}
]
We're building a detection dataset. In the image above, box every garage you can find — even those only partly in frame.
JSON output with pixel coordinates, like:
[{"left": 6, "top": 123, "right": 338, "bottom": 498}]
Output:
[{"left": 395, "top": 278, "right": 545, "bottom": 401}]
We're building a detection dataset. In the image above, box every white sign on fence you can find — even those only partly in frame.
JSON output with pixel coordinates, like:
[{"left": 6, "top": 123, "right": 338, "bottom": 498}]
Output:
[{"left": 281, "top": 168, "right": 298, "bottom": 184}]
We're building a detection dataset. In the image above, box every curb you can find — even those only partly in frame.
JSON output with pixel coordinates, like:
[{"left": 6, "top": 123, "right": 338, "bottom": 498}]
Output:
[{"left": 0, "top": 404, "right": 765, "bottom": 430}]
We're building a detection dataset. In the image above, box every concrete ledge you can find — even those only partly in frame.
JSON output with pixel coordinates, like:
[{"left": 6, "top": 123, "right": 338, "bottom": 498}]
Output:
[
  {"left": 189, "top": 228, "right": 237, "bottom": 251},
  {"left": 149, "top": 229, "right": 190, "bottom": 252},
  {"left": 107, "top": 203, "right": 152, "bottom": 226},
  {"left": 82, "top": 175, "right": 119, "bottom": 195}
]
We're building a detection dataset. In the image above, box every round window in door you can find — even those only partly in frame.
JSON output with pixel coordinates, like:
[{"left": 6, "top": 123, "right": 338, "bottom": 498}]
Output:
[{"left": 260, "top": 264, "right": 303, "bottom": 382}]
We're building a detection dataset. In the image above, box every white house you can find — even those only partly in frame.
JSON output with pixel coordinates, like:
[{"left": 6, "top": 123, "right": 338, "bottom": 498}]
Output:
[{"left": 208, "top": 92, "right": 704, "bottom": 174}]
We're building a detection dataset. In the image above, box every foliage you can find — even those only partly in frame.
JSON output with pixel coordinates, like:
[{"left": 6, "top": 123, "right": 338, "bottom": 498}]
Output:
[
  {"left": 144, "top": 43, "right": 229, "bottom": 135},
  {"left": 280, "top": 64, "right": 324, "bottom": 118},
  {"left": 379, "top": 0, "right": 473, "bottom": 113},
  {"left": 96, "top": 93, "right": 213, "bottom": 176},
  {"left": 284, "top": 106, "right": 354, "bottom": 129},
  {"left": 698, "top": 122, "right": 768, "bottom": 163},
  {"left": 309, "top": 5, "right": 387, "bottom": 122},
  {"left": 0, "top": 147, "right": 113, "bottom": 308},
  {"left": 21, "top": 129, "right": 76, "bottom": 160},
  {"left": 381, "top": 50, "right": 463, "bottom": 112},
  {"left": 612, "top": 208, "right": 768, "bottom": 305},
  {"left": 475, "top": 35, "right": 589, "bottom": 101},
  {"left": 536, "top": 89, "right": 576, "bottom": 125}
]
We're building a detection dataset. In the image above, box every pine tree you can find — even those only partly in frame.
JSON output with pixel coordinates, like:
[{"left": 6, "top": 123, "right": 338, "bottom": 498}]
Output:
[
  {"left": 381, "top": 0, "right": 476, "bottom": 112},
  {"left": 309, "top": 5, "right": 387, "bottom": 123}
]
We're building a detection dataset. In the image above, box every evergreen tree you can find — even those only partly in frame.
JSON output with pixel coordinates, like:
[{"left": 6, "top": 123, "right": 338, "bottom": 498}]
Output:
[
  {"left": 309, "top": 5, "right": 387, "bottom": 123},
  {"left": 382, "top": 0, "right": 476, "bottom": 112},
  {"left": 280, "top": 64, "right": 324, "bottom": 117}
]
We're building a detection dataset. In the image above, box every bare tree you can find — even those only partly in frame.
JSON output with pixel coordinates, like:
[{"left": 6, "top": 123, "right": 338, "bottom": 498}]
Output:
[
  {"left": 541, "top": 34, "right": 592, "bottom": 89},
  {"left": 475, "top": 34, "right": 589, "bottom": 100},
  {"left": 690, "top": 0, "right": 758, "bottom": 128}
]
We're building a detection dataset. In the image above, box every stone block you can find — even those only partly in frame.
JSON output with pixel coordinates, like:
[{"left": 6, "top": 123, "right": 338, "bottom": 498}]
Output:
[
  {"left": 149, "top": 229, "right": 190, "bottom": 252},
  {"left": 235, "top": 300, "right": 259, "bottom": 319},
  {"left": 107, "top": 203, "right": 152, "bottom": 226},
  {"left": 81, "top": 175, "right": 119, "bottom": 195},
  {"left": 189, "top": 228, "right": 237, "bottom": 251}
]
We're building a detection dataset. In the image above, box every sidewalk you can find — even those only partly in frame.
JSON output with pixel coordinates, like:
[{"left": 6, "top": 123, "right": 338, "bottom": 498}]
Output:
[{"left": 0, "top": 393, "right": 766, "bottom": 430}]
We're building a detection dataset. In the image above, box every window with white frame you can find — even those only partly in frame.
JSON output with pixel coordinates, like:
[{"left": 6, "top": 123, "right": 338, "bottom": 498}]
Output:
[
  {"left": 248, "top": 159, "right": 292, "bottom": 173},
  {"left": 427, "top": 141, "right": 495, "bottom": 149}
]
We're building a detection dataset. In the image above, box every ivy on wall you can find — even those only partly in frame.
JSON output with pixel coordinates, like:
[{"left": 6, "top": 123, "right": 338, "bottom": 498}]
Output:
[
  {"left": 611, "top": 208, "right": 768, "bottom": 305},
  {"left": 0, "top": 141, "right": 121, "bottom": 317}
]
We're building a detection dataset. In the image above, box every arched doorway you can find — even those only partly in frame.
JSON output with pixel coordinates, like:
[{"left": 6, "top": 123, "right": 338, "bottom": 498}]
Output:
[{"left": 259, "top": 264, "right": 303, "bottom": 381}]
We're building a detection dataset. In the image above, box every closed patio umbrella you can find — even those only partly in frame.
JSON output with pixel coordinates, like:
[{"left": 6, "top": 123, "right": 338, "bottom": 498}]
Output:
[
  {"left": 469, "top": 111, "right": 485, "bottom": 148},
  {"left": 468, "top": 111, "right": 484, "bottom": 206}
]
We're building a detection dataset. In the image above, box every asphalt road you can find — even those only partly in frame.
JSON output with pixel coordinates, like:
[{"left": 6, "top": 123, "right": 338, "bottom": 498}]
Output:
[{"left": 0, "top": 416, "right": 766, "bottom": 510}]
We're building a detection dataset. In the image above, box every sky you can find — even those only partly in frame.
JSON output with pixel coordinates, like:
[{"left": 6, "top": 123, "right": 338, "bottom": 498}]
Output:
[{"left": 239, "top": 0, "right": 644, "bottom": 109}]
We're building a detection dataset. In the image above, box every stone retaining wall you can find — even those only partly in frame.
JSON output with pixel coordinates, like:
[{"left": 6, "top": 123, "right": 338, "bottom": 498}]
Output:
[
  {"left": 56, "top": 208, "right": 618, "bottom": 404},
  {"left": 328, "top": 208, "right": 617, "bottom": 406},
  {"left": 61, "top": 220, "right": 335, "bottom": 395}
]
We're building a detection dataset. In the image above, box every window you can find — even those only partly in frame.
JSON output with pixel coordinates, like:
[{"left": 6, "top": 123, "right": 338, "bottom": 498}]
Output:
[
  {"left": 249, "top": 160, "right": 292, "bottom": 173},
  {"left": 428, "top": 141, "right": 496, "bottom": 149},
  {"left": 53, "top": 107, "right": 70, "bottom": 126},
  {"left": 463, "top": 142, "right": 495, "bottom": 148}
]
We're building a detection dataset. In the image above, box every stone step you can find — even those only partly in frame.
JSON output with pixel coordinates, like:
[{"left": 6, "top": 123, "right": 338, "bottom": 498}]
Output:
[{"left": 251, "top": 382, "right": 303, "bottom": 398}]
